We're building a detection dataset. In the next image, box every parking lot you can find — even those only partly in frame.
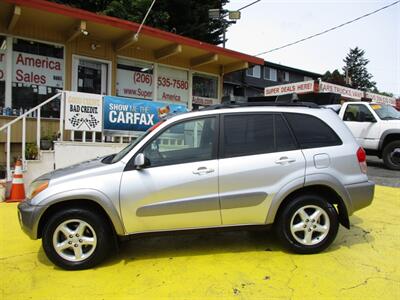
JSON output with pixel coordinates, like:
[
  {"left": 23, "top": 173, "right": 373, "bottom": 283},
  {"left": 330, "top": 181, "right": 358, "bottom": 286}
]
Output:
[{"left": 1, "top": 181, "right": 399, "bottom": 299}]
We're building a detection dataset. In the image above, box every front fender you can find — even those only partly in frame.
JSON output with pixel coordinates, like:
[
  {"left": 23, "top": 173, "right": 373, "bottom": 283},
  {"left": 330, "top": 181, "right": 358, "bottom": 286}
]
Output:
[{"left": 35, "top": 188, "right": 126, "bottom": 236}]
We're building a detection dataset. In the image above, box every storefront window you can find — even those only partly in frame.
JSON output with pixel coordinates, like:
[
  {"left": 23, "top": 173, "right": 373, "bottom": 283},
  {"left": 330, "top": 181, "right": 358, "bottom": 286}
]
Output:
[
  {"left": 0, "top": 36, "right": 6, "bottom": 108},
  {"left": 12, "top": 38, "right": 64, "bottom": 117},
  {"left": 157, "top": 65, "right": 189, "bottom": 104},
  {"left": 116, "top": 58, "right": 153, "bottom": 100},
  {"left": 192, "top": 73, "right": 218, "bottom": 106}
]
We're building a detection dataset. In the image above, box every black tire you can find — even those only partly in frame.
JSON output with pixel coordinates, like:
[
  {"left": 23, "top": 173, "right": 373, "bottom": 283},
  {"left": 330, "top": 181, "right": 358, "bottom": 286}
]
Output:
[
  {"left": 42, "top": 208, "right": 114, "bottom": 270},
  {"left": 275, "top": 194, "right": 339, "bottom": 254},
  {"left": 382, "top": 141, "right": 400, "bottom": 170}
]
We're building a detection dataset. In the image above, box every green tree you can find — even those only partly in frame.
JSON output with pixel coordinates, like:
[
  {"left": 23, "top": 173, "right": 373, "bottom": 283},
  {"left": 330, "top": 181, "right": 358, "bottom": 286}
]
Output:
[
  {"left": 322, "top": 69, "right": 347, "bottom": 86},
  {"left": 343, "top": 47, "right": 376, "bottom": 91},
  {"left": 51, "top": 0, "right": 229, "bottom": 45}
]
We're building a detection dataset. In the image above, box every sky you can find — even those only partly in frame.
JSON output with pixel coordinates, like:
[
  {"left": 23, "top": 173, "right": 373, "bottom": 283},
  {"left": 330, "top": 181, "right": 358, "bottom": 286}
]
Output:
[{"left": 225, "top": 0, "right": 400, "bottom": 96}]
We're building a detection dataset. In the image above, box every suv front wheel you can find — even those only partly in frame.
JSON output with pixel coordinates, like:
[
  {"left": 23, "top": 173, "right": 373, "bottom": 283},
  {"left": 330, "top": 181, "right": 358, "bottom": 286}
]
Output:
[
  {"left": 276, "top": 194, "right": 339, "bottom": 254},
  {"left": 42, "top": 208, "right": 114, "bottom": 270},
  {"left": 382, "top": 141, "right": 400, "bottom": 170}
]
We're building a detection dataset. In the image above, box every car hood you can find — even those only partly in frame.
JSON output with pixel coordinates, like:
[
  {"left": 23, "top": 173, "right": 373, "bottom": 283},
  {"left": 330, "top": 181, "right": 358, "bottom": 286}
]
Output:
[{"left": 36, "top": 156, "right": 107, "bottom": 181}]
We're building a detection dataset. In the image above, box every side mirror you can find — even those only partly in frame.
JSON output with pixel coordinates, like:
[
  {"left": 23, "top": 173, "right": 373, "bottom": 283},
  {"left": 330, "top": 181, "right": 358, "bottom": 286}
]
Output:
[{"left": 134, "top": 153, "right": 145, "bottom": 168}]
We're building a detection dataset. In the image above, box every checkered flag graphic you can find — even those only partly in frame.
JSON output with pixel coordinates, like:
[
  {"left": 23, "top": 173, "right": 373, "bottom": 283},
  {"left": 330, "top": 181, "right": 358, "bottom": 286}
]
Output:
[
  {"left": 69, "top": 114, "right": 99, "bottom": 130},
  {"left": 69, "top": 113, "right": 83, "bottom": 129},
  {"left": 86, "top": 114, "right": 100, "bottom": 129}
]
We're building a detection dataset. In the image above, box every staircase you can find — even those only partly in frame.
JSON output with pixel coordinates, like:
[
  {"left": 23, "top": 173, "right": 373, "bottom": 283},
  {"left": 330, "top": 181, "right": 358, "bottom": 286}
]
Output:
[{"left": 0, "top": 91, "right": 132, "bottom": 189}]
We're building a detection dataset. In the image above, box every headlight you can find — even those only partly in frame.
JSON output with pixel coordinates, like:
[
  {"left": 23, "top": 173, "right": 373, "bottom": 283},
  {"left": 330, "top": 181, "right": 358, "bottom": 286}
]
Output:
[{"left": 27, "top": 180, "right": 49, "bottom": 199}]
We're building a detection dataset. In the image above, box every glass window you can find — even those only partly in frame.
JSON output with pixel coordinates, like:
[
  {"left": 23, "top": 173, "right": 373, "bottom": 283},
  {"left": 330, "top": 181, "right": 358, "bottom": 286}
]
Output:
[
  {"left": 143, "top": 117, "right": 216, "bottom": 167},
  {"left": 370, "top": 103, "right": 400, "bottom": 120},
  {"left": 0, "top": 36, "right": 6, "bottom": 108},
  {"left": 223, "top": 114, "right": 274, "bottom": 158},
  {"left": 116, "top": 58, "right": 153, "bottom": 100},
  {"left": 284, "top": 71, "right": 290, "bottom": 82},
  {"left": 344, "top": 104, "right": 376, "bottom": 122},
  {"left": 157, "top": 65, "right": 189, "bottom": 104},
  {"left": 304, "top": 76, "right": 313, "bottom": 81},
  {"left": 284, "top": 113, "right": 342, "bottom": 149},
  {"left": 264, "top": 67, "right": 277, "bottom": 81},
  {"left": 12, "top": 38, "right": 64, "bottom": 117},
  {"left": 275, "top": 115, "right": 297, "bottom": 152},
  {"left": 192, "top": 73, "right": 218, "bottom": 106},
  {"left": 247, "top": 65, "right": 261, "bottom": 78}
]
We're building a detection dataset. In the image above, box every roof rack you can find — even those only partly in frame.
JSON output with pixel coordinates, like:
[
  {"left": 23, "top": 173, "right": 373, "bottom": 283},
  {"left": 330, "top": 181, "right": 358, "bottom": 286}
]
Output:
[{"left": 200, "top": 101, "right": 320, "bottom": 111}]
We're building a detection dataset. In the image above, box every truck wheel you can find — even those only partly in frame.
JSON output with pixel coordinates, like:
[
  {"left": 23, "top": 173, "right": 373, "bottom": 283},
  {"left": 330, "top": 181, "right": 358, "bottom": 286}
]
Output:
[
  {"left": 42, "top": 208, "right": 114, "bottom": 270},
  {"left": 275, "top": 194, "right": 339, "bottom": 254},
  {"left": 382, "top": 141, "right": 400, "bottom": 170}
]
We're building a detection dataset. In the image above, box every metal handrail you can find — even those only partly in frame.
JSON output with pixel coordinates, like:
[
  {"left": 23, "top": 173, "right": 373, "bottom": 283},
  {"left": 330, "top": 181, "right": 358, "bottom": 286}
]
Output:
[{"left": 1, "top": 92, "right": 64, "bottom": 180}]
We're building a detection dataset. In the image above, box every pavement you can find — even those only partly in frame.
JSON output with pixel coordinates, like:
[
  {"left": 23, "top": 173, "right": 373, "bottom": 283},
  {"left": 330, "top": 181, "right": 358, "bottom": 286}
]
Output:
[
  {"left": 0, "top": 185, "right": 399, "bottom": 300},
  {"left": 367, "top": 156, "right": 400, "bottom": 188}
]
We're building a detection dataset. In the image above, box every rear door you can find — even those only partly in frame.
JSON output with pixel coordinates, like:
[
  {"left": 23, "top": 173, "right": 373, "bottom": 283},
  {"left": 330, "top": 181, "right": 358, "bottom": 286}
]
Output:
[{"left": 218, "top": 113, "right": 306, "bottom": 225}]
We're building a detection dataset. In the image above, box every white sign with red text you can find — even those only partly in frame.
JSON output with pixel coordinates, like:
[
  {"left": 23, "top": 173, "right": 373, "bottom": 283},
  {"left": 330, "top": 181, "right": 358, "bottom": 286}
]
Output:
[
  {"left": 116, "top": 69, "right": 153, "bottom": 100},
  {"left": 13, "top": 51, "right": 64, "bottom": 87},
  {"left": 319, "top": 82, "right": 363, "bottom": 100},
  {"left": 0, "top": 49, "right": 5, "bottom": 81},
  {"left": 157, "top": 66, "right": 189, "bottom": 104},
  {"left": 365, "top": 92, "right": 396, "bottom": 105},
  {"left": 192, "top": 96, "right": 219, "bottom": 106},
  {"left": 264, "top": 80, "right": 314, "bottom": 96}
]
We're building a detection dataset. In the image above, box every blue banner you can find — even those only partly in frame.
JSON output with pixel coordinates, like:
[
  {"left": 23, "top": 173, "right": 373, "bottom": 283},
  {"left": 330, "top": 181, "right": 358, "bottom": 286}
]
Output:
[{"left": 103, "top": 96, "right": 187, "bottom": 132}]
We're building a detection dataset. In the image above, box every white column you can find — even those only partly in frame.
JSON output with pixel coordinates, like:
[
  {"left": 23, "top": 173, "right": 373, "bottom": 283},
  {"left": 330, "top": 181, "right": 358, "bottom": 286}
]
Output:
[
  {"left": 5, "top": 36, "right": 13, "bottom": 108},
  {"left": 152, "top": 63, "right": 158, "bottom": 101},
  {"left": 188, "top": 70, "right": 193, "bottom": 111}
]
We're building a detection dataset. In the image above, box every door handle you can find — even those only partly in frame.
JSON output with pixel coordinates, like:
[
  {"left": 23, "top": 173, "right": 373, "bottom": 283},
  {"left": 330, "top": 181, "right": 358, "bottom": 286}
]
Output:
[
  {"left": 193, "top": 167, "right": 215, "bottom": 175},
  {"left": 275, "top": 157, "right": 296, "bottom": 165}
]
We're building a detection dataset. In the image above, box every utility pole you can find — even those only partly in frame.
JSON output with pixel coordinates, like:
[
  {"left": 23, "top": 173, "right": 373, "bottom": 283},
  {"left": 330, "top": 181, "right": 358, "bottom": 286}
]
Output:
[{"left": 209, "top": 9, "right": 240, "bottom": 48}]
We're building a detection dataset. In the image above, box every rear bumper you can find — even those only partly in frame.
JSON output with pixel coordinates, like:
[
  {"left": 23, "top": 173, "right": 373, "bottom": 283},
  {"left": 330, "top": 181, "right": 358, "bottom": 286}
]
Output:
[
  {"left": 345, "top": 180, "right": 375, "bottom": 214},
  {"left": 17, "top": 200, "right": 45, "bottom": 240}
]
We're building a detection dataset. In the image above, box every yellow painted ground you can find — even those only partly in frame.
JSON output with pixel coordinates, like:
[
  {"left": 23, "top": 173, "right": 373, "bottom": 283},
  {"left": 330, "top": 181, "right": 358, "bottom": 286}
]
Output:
[{"left": 0, "top": 185, "right": 399, "bottom": 300}]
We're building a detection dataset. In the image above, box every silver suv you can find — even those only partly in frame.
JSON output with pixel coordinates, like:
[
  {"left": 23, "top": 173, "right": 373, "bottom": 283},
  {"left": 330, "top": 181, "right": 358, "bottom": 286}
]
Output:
[{"left": 18, "top": 103, "right": 375, "bottom": 270}]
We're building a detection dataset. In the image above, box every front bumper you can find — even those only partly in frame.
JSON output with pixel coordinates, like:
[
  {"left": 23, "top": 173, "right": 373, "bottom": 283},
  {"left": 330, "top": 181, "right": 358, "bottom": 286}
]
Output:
[
  {"left": 346, "top": 180, "right": 375, "bottom": 214},
  {"left": 17, "top": 200, "right": 46, "bottom": 240}
]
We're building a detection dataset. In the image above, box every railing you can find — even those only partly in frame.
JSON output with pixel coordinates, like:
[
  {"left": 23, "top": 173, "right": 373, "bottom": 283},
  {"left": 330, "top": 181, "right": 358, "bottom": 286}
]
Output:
[
  {"left": 0, "top": 92, "right": 64, "bottom": 180},
  {"left": 0, "top": 91, "right": 140, "bottom": 181}
]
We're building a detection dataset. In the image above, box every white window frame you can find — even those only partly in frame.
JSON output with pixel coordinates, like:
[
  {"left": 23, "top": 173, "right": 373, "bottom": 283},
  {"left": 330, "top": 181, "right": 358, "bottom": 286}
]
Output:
[
  {"left": 71, "top": 54, "right": 112, "bottom": 95},
  {"left": 247, "top": 65, "right": 261, "bottom": 78},
  {"left": 264, "top": 67, "right": 277, "bottom": 81}
]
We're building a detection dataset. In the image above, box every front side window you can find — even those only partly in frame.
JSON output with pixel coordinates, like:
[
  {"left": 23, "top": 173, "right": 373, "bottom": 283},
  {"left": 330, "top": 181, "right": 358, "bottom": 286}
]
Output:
[
  {"left": 143, "top": 117, "right": 216, "bottom": 167},
  {"left": 284, "top": 113, "right": 342, "bottom": 149},
  {"left": 343, "top": 104, "right": 375, "bottom": 122}
]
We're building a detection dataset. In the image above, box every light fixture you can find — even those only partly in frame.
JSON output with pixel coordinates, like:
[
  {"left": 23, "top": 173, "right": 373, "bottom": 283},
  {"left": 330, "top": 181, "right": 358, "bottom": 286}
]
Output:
[
  {"left": 81, "top": 29, "right": 89, "bottom": 36},
  {"left": 91, "top": 43, "right": 100, "bottom": 50}
]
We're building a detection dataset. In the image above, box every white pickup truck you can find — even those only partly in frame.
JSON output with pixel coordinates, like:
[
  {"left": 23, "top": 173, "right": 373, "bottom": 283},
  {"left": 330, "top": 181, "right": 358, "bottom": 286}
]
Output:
[{"left": 328, "top": 102, "right": 400, "bottom": 170}]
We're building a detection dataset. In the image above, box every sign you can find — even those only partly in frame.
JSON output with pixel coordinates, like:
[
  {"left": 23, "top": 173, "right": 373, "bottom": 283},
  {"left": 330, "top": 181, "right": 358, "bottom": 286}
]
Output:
[
  {"left": 65, "top": 91, "right": 103, "bottom": 132},
  {"left": 0, "top": 49, "right": 5, "bottom": 81},
  {"left": 12, "top": 51, "right": 64, "bottom": 87},
  {"left": 103, "top": 96, "right": 187, "bottom": 133},
  {"left": 157, "top": 66, "right": 189, "bottom": 104},
  {"left": 365, "top": 92, "right": 396, "bottom": 106},
  {"left": 116, "top": 69, "right": 153, "bottom": 100},
  {"left": 319, "top": 82, "right": 363, "bottom": 100},
  {"left": 192, "top": 96, "right": 218, "bottom": 106},
  {"left": 264, "top": 80, "right": 314, "bottom": 96}
]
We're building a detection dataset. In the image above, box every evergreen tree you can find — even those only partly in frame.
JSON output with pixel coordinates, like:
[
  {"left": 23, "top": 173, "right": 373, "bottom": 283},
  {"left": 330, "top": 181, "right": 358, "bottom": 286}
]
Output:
[
  {"left": 51, "top": 0, "right": 229, "bottom": 45},
  {"left": 322, "top": 69, "right": 346, "bottom": 86},
  {"left": 343, "top": 47, "right": 376, "bottom": 91}
]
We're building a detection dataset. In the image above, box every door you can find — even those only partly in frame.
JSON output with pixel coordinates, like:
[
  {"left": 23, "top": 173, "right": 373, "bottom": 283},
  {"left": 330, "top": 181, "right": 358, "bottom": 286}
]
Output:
[
  {"left": 219, "top": 113, "right": 306, "bottom": 225},
  {"left": 72, "top": 57, "right": 109, "bottom": 95},
  {"left": 120, "top": 116, "right": 221, "bottom": 233},
  {"left": 342, "top": 104, "right": 381, "bottom": 149}
]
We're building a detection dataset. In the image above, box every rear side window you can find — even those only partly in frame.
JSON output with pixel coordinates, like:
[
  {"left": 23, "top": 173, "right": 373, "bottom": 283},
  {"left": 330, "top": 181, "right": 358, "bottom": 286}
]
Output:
[
  {"left": 223, "top": 114, "right": 274, "bottom": 158},
  {"left": 221, "top": 113, "right": 298, "bottom": 158},
  {"left": 284, "top": 113, "right": 342, "bottom": 149}
]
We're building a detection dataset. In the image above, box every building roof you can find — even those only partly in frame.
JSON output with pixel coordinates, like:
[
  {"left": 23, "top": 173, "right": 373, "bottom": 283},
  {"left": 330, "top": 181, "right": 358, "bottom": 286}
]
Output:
[
  {"left": 265, "top": 61, "right": 322, "bottom": 78},
  {"left": 1, "top": 0, "right": 263, "bottom": 73}
]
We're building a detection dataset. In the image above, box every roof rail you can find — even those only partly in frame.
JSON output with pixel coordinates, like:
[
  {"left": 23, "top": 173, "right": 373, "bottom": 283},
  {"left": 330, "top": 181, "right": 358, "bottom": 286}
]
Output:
[{"left": 200, "top": 101, "right": 320, "bottom": 111}]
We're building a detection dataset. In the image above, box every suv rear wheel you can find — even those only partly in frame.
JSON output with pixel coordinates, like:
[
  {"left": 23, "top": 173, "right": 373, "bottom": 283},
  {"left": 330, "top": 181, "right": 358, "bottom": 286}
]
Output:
[
  {"left": 382, "top": 141, "right": 400, "bottom": 170},
  {"left": 42, "top": 208, "right": 114, "bottom": 270},
  {"left": 276, "top": 194, "right": 339, "bottom": 254}
]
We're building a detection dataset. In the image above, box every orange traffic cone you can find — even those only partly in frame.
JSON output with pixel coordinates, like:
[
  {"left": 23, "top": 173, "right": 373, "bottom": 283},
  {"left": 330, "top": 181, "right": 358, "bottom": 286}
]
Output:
[{"left": 6, "top": 160, "right": 26, "bottom": 202}]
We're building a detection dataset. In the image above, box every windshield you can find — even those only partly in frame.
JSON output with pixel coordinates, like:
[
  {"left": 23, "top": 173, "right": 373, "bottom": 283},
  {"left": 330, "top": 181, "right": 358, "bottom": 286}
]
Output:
[{"left": 370, "top": 104, "right": 400, "bottom": 120}]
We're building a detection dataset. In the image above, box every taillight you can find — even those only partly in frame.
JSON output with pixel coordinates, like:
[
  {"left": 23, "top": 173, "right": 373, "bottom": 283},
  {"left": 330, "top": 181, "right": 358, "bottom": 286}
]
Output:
[{"left": 357, "top": 147, "right": 367, "bottom": 174}]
